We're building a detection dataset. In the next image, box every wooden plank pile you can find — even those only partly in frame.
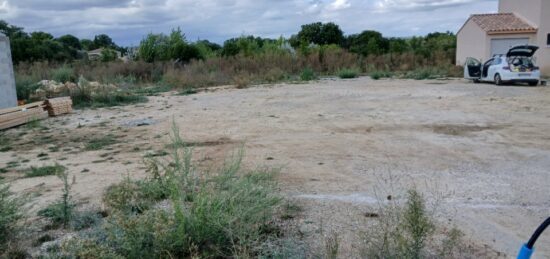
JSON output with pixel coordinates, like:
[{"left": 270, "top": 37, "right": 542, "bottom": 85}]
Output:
[
  {"left": 0, "top": 102, "right": 48, "bottom": 130},
  {"left": 44, "top": 97, "right": 73, "bottom": 116},
  {"left": 0, "top": 97, "right": 73, "bottom": 130}
]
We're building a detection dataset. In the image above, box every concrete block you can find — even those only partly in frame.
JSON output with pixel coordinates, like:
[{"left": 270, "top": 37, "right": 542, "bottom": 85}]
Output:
[{"left": 0, "top": 33, "right": 17, "bottom": 109}]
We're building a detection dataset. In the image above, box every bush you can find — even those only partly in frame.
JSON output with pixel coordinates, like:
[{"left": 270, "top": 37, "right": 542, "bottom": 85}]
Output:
[
  {"left": 15, "top": 75, "right": 39, "bottom": 101},
  {"left": 0, "top": 181, "right": 25, "bottom": 249},
  {"left": 300, "top": 68, "right": 317, "bottom": 81},
  {"left": 52, "top": 66, "right": 76, "bottom": 83},
  {"left": 59, "top": 124, "right": 283, "bottom": 258},
  {"left": 338, "top": 68, "right": 359, "bottom": 79}
]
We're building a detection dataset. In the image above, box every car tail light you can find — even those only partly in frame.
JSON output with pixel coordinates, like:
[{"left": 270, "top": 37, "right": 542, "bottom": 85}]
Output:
[{"left": 503, "top": 66, "right": 510, "bottom": 71}]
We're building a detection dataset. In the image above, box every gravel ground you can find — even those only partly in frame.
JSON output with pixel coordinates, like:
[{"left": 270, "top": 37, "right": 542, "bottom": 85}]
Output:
[{"left": 2, "top": 77, "right": 549, "bottom": 258}]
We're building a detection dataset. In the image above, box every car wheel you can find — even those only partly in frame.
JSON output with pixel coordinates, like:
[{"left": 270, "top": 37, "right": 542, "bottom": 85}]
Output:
[
  {"left": 528, "top": 81, "right": 539, "bottom": 86},
  {"left": 494, "top": 74, "right": 502, "bottom": 86},
  {"left": 473, "top": 79, "right": 480, "bottom": 84}
]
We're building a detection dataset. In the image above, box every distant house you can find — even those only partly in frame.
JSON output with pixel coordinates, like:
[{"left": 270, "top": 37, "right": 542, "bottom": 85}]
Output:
[
  {"left": 87, "top": 48, "right": 122, "bottom": 61},
  {"left": 456, "top": 0, "right": 550, "bottom": 76}
]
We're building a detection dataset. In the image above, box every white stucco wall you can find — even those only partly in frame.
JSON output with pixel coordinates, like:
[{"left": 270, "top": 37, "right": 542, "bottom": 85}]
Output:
[
  {"left": 456, "top": 19, "right": 488, "bottom": 65},
  {"left": 500, "top": 0, "right": 550, "bottom": 77}
]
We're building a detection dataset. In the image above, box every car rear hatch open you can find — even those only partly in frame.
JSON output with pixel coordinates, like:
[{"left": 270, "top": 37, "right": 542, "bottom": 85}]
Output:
[
  {"left": 507, "top": 45, "right": 539, "bottom": 57},
  {"left": 506, "top": 45, "right": 539, "bottom": 72}
]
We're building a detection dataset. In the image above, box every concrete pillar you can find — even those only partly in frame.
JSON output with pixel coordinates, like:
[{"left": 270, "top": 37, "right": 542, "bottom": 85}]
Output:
[{"left": 0, "top": 33, "right": 17, "bottom": 109}]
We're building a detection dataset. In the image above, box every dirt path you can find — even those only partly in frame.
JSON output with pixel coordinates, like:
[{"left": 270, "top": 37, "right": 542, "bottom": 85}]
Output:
[{"left": 2, "top": 77, "right": 549, "bottom": 258}]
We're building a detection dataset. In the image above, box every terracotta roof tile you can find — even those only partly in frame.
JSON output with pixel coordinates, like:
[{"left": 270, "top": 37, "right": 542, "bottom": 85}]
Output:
[{"left": 470, "top": 13, "right": 537, "bottom": 34}]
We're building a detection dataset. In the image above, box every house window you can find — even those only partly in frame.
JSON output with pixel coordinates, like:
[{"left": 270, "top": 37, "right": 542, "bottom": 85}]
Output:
[{"left": 547, "top": 33, "right": 550, "bottom": 46}]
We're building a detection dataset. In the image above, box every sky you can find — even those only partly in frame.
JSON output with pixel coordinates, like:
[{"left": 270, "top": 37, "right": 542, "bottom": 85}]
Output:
[{"left": 0, "top": 0, "right": 498, "bottom": 46}]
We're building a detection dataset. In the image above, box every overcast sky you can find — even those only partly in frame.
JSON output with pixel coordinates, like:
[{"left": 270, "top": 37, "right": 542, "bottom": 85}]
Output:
[{"left": 0, "top": 0, "right": 498, "bottom": 46}]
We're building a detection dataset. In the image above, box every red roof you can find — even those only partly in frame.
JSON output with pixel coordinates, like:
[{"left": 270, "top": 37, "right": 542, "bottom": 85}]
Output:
[{"left": 469, "top": 13, "right": 537, "bottom": 34}]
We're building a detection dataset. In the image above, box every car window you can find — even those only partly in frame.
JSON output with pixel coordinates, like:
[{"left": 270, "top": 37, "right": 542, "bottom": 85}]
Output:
[{"left": 493, "top": 58, "right": 501, "bottom": 65}]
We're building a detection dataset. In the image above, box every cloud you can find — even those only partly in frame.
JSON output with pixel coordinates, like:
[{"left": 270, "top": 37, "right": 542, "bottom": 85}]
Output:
[
  {"left": 1, "top": 0, "right": 498, "bottom": 46},
  {"left": 328, "top": 0, "right": 351, "bottom": 11},
  {"left": 375, "top": 0, "right": 493, "bottom": 11}
]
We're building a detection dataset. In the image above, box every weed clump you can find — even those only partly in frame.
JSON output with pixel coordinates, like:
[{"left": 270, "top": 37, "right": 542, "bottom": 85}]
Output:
[
  {"left": 53, "top": 124, "right": 283, "bottom": 258},
  {"left": 338, "top": 68, "right": 359, "bottom": 79},
  {"left": 0, "top": 181, "right": 25, "bottom": 250},
  {"left": 300, "top": 68, "right": 317, "bottom": 81},
  {"left": 37, "top": 168, "right": 74, "bottom": 228},
  {"left": 52, "top": 66, "right": 76, "bottom": 83},
  {"left": 360, "top": 189, "right": 465, "bottom": 259},
  {"left": 25, "top": 164, "right": 66, "bottom": 178},
  {"left": 85, "top": 135, "right": 118, "bottom": 151},
  {"left": 370, "top": 70, "right": 393, "bottom": 80}
]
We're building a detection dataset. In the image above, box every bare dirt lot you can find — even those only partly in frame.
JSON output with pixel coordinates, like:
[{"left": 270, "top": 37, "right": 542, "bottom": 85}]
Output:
[{"left": 2, "top": 77, "right": 550, "bottom": 258}]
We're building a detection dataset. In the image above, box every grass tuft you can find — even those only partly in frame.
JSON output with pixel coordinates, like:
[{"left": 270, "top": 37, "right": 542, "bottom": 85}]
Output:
[
  {"left": 85, "top": 135, "right": 118, "bottom": 151},
  {"left": 24, "top": 164, "right": 66, "bottom": 178},
  {"left": 338, "top": 68, "right": 359, "bottom": 79}
]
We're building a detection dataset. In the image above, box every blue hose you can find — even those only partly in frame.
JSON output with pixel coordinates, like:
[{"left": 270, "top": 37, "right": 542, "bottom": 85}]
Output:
[{"left": 517, "top": 217, "right": 550, "bottom": 259}]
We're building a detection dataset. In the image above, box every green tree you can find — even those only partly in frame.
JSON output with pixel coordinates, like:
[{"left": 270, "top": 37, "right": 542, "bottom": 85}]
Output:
[
  {"left": 57, "top": 34, "right": 82, "bottom": 50},
  {"left": 93, "top": 34, "right": 115, "bottom": 49},
  {"left": 345, "top": 30, "right": 388, "bottom": 56},
  {"left": 293, "top": 22, "right": 344, "bottom": 47},
  {"left": 80, "top": 39, "right": 93, "bottom": 51}
]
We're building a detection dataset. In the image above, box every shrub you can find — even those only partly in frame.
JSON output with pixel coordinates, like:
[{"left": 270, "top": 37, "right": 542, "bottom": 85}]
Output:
[
  {"left": 52, "top": 66, "right": 76, "bottom": 83},
  {"left": 25, "top": 164, "right": 66, "bottom": 178},
  {"left": 233, "top": 73, "right": 251, "bottom": 88},
  {"left": 0, "top": 181, "right": 25, "bottom": 249},
  {"left": 360, "top": 189, "right": 463, "bottom": 258},
  {"left": 15, "top": 75, "right": 39, "bottom": 101},
  {"left": 60, "top": 124, "right": 283, "bottom": 258},
  {"left": 300, "top": 68, "right": 317, "bottom": 81},
  {"left": 338, "top": 68, "right": 359, "bottom": 79},
  {"left": 37, "top": 169, "right": 74, "bottom": 228},
  {"left": 70, "top": 210, "right": 103, "bottom": 231}
]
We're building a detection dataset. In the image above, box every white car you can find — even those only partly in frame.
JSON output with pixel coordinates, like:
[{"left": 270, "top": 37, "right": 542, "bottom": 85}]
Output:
[{"left": 464, "top": 45, "right": 540, "bottom": 86}]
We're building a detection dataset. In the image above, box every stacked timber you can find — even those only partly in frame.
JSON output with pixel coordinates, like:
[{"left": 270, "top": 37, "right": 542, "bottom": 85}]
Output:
[
  {"left": 44, "top": 97, "right": 72, "bottom": 116},
  {"left": 0, "top": 102, "right": 48, "bottom": 130}
]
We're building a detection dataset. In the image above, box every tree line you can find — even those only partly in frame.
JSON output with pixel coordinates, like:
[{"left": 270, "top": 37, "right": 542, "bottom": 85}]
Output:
[{"left": 1, "top": 20, "right": 456, "bottom": 64}]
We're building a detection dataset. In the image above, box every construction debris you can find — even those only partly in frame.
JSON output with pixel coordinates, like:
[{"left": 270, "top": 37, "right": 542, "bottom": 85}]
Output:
[
  {"left": 44, "top": 97, "right": 73, "bottom": 116},
  {"left": 0, "top": 97, "right": 73, "bottom": 130},
  {"left": 0, "top": 102, "right": 48, "bottom": 130}
]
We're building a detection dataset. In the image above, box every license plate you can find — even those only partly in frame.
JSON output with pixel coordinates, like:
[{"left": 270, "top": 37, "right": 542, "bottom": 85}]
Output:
[{"left": 518, "top": 73, "right": 531, "bottom": 77}]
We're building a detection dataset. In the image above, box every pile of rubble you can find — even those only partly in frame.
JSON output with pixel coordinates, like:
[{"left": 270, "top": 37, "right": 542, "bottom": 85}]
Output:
[{"left": 31, "top": 78, "right": 117, "bottom": 100}]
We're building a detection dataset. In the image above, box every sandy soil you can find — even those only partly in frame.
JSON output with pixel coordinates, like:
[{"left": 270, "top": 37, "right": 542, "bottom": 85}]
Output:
[{"left": 1, "top": 77, "right": 549, "bottom": 258}]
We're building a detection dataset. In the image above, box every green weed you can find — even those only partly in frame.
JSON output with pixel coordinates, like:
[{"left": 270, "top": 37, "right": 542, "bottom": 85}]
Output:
[
  {"left": 338, "top": 68, "right": 359, "bottom": 79},
  {"left": 24, "top": 164, "right": 66, "bottom": 178},
  {"left": 85, "top": 135, "right": 118, "bottom": 151},
  {"left": 300, "top": 68, "right": 317, "bottom": 81},
  {"left": 0, "top": 181, "right": 26, "bottom": 249},
  {"left": 37, "top": 168, "right": 74, "bottom": 228}
]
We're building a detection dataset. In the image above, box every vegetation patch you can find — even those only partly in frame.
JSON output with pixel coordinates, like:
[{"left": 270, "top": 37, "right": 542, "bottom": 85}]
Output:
[
  {"left": 338, "top": 68, "right": 359, "bottom": 79},
  {"left": 300, "top": 68, "right": 317, "bottom": 81},
  {"left": 85, "top": 135, "right": 118, "bottom": 151},
  {"left": 0, "top": 181, "right": 26, "bottom": 251},
  {"left": 47, "top": 125, "right": 285, "bottom": 258},
  {"left": 370, "top": 71, "right": 394, "bottom": 80},
  {"left": 24, "top": 164, "right": 66, "bottom": 178}
]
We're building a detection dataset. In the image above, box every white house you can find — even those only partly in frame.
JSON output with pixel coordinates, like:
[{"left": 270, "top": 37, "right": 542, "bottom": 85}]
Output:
[{"left": 457, "top": 0, "right": 550, "bottom": 77}]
